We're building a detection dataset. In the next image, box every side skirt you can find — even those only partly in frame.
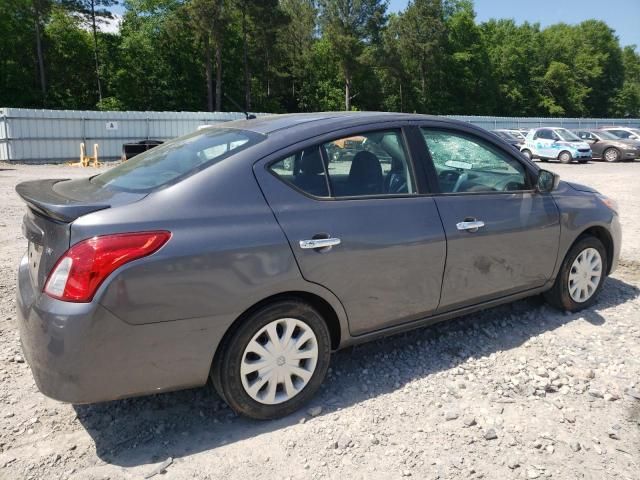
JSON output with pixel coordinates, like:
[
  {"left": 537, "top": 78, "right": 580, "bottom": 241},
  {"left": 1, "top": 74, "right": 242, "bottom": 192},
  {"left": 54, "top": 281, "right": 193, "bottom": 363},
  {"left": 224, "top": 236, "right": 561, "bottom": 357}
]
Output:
[{"left": 338, "top": 284, "right": 552, "bottom": 349}]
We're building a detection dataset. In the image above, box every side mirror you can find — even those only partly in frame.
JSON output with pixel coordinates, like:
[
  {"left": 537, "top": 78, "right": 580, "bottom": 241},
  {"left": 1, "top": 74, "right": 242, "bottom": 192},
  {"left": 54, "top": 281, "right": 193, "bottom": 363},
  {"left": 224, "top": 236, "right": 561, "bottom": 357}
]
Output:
[
  {"left": 536, "top": 169, "right": 560, "bottom": 193},
  {"left": 590, "top": 138, "right": 598, "bottom": 143}
]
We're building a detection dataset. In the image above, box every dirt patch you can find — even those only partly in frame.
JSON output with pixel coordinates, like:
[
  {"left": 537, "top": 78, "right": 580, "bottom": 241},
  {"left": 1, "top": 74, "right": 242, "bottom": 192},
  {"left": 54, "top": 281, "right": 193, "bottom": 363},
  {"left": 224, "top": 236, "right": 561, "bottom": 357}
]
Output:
[{"left": 0, "top": 161, "right": 639, "bottom": 480}]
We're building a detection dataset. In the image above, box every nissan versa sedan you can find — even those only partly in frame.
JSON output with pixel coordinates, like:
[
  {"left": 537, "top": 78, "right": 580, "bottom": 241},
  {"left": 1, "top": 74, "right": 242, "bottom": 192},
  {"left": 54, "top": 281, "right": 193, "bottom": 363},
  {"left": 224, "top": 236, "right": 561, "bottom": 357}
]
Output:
[
  {"left": 573, "top": 129, "right": 640, "bottom": 162},
  {"left": 16, "top": 112, "right": 621, "bottom": 420}
]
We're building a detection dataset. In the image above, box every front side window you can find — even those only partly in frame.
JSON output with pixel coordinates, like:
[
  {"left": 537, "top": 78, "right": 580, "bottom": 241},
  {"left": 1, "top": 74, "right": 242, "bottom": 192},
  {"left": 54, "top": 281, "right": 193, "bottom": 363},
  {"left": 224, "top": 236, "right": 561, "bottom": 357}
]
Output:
[
  {"left": 269, "top": 130, "right": 415, "bottom": 198},
  {"left": 534, "top": 129, "right": 552, "bottom": 140},
  {"left": 93, "top": 128, "right": 264, "bottom": 192},
  {"left": 421, "top": 129, "right": 530, "bottom": 194},
  {"left": 576, "top": 131, "right": 592, "bottom": 140}
]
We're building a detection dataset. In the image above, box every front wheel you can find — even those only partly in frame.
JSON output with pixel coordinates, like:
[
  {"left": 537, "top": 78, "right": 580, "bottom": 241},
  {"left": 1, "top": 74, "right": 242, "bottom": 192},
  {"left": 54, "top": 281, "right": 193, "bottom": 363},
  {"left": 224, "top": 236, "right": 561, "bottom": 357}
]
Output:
[
  {"left": 558, "top": 151, "right": 573, "bottom": 164},
  {"left": 211, "top": 299, "right": 331, "bottom": 420},
  {"left": 603, "top": 147, "right": 620, "bottom": 163},
  {"left": 544, "top": 236, "right": 607, "bottom": 311},
  {"left": 521, "top": 149, "right": 533, "bottom": 160}
]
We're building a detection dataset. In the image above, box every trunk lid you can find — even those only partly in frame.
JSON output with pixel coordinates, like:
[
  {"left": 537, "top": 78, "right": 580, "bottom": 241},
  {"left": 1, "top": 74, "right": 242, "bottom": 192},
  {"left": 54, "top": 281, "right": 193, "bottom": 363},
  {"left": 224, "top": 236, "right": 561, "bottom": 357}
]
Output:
[{"left": 17, "top": 178, "right": 147, "bottom": 290}]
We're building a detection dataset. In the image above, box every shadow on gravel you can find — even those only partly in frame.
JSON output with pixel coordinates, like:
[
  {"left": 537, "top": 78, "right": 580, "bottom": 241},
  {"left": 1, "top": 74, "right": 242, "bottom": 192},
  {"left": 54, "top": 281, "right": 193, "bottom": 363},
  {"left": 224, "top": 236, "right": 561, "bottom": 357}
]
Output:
[{"left": 75, "top": 276, "right": 639, "bottom": 469}]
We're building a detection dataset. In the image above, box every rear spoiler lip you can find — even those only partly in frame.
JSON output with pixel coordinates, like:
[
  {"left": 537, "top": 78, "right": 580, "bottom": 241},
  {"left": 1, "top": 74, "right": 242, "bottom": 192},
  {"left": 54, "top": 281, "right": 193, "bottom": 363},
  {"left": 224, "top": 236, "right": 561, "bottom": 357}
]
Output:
[{"left": 15, "top": 179, "right": 110, "bottom": 223}]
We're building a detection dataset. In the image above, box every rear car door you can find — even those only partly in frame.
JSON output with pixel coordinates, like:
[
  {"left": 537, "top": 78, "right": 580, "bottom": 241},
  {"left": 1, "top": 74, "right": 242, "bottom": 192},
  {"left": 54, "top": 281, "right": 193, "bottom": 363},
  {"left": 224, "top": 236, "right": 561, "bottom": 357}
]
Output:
[
  {"left": 418, "top": 126, "right": 560, "bottom": 311},
  {"left": 254, "top": 125, "right": 446, "bottom": 336}
]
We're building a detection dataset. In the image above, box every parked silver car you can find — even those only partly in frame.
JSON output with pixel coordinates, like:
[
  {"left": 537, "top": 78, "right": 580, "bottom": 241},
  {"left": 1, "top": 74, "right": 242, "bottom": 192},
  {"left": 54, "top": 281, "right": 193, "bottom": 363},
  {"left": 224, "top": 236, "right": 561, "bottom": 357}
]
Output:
[{"left": 16, "top": 113, "right": 621, "bottom": 419}]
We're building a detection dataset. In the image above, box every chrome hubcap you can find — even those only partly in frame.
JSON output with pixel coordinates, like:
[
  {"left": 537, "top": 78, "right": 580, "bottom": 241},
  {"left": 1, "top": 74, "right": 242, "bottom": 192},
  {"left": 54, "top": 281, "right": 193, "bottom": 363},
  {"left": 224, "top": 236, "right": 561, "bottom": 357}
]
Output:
[
  {"left": 568, "top": 248, "right": 602, "bottom": 302},
  {"left": 605, "top": 149, "right": 618, "bottom": 161},
  {"left": 241, "top": 318, "right": 318, "bottom": 405}
]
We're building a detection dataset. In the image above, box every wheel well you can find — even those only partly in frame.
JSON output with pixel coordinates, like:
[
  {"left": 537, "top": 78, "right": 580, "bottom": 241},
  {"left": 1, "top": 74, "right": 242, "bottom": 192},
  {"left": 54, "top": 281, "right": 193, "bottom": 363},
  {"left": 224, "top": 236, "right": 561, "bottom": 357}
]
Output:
[
  {"left": 559, "top": 150, "right": 572, "bottom": 158},
  {"left": 214, "top": 292, "right": 342, "bottom": 365},
  {"left": 578, "top": 226, "right": 614, "bottom": 274}
]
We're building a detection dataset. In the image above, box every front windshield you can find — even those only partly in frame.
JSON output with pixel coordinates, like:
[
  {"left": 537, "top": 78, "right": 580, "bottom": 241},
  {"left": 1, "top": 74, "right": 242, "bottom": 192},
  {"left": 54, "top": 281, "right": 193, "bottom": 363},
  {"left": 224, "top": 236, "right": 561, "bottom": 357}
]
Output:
[
  {"left": 555, "top": 128, "right": 581, "bottom": 141},
  {"left": 595, "top": 130, "right": 619, "bottom": 140},
  {"left": 92, "top": 128, "right": 265, "bottom": 192}
]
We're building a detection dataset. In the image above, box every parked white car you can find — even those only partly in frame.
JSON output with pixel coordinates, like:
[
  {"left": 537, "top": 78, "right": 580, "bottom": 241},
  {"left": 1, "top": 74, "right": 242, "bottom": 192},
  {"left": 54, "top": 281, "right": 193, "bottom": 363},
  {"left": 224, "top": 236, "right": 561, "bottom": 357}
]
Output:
[{"left": 521, "top": 128, "right": 592, "bottom": 163}]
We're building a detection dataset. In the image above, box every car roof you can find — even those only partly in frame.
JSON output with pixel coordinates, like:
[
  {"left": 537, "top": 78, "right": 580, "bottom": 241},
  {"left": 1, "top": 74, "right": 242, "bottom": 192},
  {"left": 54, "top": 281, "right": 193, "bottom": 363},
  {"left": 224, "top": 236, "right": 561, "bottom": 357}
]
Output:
[{"left": 215, "top": 112, "right": 449, "bottom": 135}]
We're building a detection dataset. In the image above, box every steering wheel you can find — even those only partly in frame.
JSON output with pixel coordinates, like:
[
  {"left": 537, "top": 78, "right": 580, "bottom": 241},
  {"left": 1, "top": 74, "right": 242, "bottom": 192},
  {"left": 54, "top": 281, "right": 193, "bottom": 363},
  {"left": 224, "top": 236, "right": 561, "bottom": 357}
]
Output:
[{"left": 452, "top": 172, "right": 469, "bottom": 193}]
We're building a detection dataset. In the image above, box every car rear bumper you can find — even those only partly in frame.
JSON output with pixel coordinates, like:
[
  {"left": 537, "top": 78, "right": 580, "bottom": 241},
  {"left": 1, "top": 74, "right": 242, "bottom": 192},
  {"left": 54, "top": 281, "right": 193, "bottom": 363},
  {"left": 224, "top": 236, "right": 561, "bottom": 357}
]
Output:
[{"left": 16, "top": 254, "right": 216, "bottom": 404}]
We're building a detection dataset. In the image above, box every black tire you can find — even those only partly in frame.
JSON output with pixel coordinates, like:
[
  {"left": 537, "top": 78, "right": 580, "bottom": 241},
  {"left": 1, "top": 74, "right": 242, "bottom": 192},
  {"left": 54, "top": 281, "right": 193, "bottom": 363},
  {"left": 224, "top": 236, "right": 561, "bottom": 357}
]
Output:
[
  {"left": 558, "top": 151, "right": 573, "bottom": 164},
  {"left": 211, "top": 299, "right": 331, "bottom": 420},
  {"left": 521, "top": 149, "right": 533, "bottom": 160},
  {"left": 603, "top": 147, "right": 620, "bottom": 163},
  {"left": 544, "top": 235, "right": 608, "bottom": 312}
]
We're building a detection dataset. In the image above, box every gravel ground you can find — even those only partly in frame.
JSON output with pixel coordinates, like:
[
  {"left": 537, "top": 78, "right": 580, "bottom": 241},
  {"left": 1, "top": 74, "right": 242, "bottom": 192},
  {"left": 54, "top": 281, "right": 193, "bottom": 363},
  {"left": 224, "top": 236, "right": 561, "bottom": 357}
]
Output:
[{"left": 0, "top": 160, "right": 639, "bottom": 480}]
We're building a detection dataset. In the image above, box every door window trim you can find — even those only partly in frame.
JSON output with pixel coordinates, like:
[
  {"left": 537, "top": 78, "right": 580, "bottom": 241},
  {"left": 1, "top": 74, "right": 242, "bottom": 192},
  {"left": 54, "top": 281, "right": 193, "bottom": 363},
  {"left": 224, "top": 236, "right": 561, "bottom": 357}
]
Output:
[
  {"left": 416, "top": 125, "right": 538, "bottom": 196},
  {"left": 264, "top": 125, "right": 424, "bottom": 201}
]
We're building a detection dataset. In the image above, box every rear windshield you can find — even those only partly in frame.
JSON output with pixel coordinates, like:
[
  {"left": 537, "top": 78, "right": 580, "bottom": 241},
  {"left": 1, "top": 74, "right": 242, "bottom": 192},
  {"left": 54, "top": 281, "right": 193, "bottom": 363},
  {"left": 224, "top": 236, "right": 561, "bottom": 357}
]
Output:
[{"left": 92, "top": 128, "right": 264, "bottom": 192}]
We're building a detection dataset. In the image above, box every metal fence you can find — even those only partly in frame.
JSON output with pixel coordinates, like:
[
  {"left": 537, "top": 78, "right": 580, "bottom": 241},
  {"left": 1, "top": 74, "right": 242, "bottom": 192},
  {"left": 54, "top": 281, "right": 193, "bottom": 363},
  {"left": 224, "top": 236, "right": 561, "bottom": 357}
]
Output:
[
  {"left": 0, "top": 108, "right": 266, "bottom": 162},
  {"left": 448, "top": 115, "right": 640, "bottom": 131},
  {"left": 1, "top": 107, "right": 639, "bottom": 163}
]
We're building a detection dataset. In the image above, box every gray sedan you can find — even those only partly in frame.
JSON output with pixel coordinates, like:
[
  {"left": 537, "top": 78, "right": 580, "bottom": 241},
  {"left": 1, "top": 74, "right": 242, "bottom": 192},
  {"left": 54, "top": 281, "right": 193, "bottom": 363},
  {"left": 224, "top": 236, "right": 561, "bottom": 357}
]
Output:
[
  {"left": 16, "top": 112, "right": 621, "bottom": 419},
  {"left": 573, "top": 129, "right": 640, "bottom": 162}
]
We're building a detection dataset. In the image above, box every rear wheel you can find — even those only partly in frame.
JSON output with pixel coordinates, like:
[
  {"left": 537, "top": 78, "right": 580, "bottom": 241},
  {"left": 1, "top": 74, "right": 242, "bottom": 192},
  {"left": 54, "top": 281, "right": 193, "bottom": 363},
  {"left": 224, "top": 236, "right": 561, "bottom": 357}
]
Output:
[
  {"left": 558, "top": 151, "right": 573, "bottom": 164},
  {"left": 211, "top": 299, "right": 331, "bottom": 420},
  {"left": 603, "top": 147, "right": 620, "bottom": 163},
  {"left": 544, "top": 236, "right": 607, "bottom": 312}
]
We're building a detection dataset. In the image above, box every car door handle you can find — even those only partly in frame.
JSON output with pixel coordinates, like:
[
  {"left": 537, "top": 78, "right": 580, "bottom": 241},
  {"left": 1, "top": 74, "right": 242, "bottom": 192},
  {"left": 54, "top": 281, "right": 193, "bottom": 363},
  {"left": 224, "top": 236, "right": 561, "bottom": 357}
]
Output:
[
  {"left": 299, "top": 238, "right": 341, "bottom": 249},
  {"left": 456, "top": 220, "right": 485, "bottom": 232}
]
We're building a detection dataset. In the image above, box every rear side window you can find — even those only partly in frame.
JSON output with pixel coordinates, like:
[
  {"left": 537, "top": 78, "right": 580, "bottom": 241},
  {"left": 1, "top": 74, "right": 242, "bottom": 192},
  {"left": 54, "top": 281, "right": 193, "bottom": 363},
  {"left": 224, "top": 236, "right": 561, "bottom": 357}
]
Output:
[
  {"left": 270, "top": 147, "right": 330, "bottom": 197},
  {"left": 269, "top": 130, "right": 415, "bottom": 198},
  {"left": 92, "top": 128, "right": 264, "bottom": 192}
]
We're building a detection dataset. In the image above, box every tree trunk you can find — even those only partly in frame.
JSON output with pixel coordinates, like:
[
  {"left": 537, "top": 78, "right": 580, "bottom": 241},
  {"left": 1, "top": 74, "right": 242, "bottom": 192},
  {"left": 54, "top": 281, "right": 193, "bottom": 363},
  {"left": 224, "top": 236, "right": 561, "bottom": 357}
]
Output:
[
  {"left": 204, "top": 37, "right": 213, "bottom": 112},
  {"left": 344, "top": 70, "right": 351, "bottom": 111},
  {"left": 90, "top": 0, "right": 102, "bottom": 103},
  {"left": 215, "top": 42, "right": 222, "bottom": 111},
  {"left": 242, "top": 8, "right": 251, "bottom": 111},
  {"left": 34, "top": 16, "right": 46, "bottom": 104}
]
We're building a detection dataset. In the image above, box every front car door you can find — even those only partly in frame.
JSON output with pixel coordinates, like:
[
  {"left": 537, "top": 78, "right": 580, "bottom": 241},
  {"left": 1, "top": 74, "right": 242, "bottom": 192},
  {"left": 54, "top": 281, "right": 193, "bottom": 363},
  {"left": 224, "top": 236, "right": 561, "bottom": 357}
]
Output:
[
  {"left": 255, "top": 124, "right": 447, "bottom": 336},
  {"left": 576, "top": 131, "right": 603, "bottom": 158},
  {"left": 416, "top": 125, "right": 561, "bottom": 311},
  {"left": 535, "top": 128, "right": 557, "bottom": 158}
]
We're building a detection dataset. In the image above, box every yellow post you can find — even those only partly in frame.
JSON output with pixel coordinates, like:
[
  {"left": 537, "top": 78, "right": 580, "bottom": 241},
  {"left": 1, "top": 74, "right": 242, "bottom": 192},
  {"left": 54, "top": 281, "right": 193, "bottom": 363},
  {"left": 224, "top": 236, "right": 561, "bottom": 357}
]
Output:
[
  {"left": 92, "top": 143, "right": 100, "bottom": 167},
  {"left": 80, "top": 142, "right": 88, "bottom": 166}
]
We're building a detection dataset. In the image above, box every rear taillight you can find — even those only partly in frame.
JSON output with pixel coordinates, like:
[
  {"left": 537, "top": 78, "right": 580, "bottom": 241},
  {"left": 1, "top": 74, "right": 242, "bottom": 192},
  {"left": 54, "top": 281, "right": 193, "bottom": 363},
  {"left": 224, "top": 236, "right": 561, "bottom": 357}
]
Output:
[{"left": 44, "top": 231, "right": 171, "bottom": 302}]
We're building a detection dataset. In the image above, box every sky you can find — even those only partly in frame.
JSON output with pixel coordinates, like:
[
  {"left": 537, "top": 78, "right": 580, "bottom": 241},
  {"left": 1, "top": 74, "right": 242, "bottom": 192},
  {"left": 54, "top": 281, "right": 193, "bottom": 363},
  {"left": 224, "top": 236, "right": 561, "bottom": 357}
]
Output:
[{"left": 389, "top": 0, "right": 640, "bottom": 49}]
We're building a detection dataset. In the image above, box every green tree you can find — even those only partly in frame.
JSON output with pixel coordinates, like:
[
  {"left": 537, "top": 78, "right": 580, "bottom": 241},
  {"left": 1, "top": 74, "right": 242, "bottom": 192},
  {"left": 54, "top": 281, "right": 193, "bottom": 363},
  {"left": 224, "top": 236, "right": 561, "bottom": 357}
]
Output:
[
  {"left": 184, "top": 0, "right": 228, "bottom": 111},
  {"left": 318, "top": 0, "right": 387, "bottom": 110},
  {"left": 44, "top": 7, "right": 96, "bottom": 108},
  {"left": 612, "top": 46, "right": 640, "bottom": 117},
  {"left": 279, "top": 0, "right": 317, "bottom": 111},
  {"left": 58, "top": 0, "right": 120, "bottom": 102}
]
